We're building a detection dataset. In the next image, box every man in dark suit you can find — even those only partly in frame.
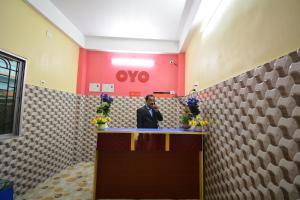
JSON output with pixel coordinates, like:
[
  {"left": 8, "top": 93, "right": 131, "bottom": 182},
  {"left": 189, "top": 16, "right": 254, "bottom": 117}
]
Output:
[{"left": 137, "top": 94, "right": 163, "bottom": 128}]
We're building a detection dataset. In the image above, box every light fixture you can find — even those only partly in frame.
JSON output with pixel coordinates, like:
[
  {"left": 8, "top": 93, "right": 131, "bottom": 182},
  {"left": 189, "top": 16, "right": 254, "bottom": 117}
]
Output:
[{"left": 111, "top": 58, "right": 155, "bottom": 68}]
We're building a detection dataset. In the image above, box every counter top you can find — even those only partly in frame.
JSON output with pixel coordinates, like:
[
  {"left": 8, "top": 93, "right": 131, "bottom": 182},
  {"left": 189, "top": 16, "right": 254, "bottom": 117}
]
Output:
[{"left": 97, "top": 128, "right": 208, "bottom": 135}]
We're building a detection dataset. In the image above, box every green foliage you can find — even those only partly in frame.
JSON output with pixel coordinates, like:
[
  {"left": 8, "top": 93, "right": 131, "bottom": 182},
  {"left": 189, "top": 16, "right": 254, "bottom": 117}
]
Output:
[
  {"left": 96, "top": 102, "right": 111, "bottom": 116},
  {"left": 180, "top": 106, "right": 193, "bottom": 124}
]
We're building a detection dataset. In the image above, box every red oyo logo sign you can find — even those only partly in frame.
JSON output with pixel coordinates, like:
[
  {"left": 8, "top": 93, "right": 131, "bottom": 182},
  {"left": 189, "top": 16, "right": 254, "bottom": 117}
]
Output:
[{"left": 116, "top": 70, "right": 149, "bottom": 83}]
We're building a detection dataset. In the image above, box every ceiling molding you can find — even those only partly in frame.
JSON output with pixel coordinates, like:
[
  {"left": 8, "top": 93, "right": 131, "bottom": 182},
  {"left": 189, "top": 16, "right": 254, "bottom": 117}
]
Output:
[
  {"left": 86, "top": 36, "right": 179, "bottom": 54},
  {"left": 178, "top": 0, "right": 202, "bottom": 52}
]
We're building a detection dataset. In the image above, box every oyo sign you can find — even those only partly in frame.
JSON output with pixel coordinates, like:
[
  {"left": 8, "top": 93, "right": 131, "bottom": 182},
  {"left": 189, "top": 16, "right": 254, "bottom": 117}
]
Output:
[{"left": 116, "top": 70, "right": 149, "bottom": 83}]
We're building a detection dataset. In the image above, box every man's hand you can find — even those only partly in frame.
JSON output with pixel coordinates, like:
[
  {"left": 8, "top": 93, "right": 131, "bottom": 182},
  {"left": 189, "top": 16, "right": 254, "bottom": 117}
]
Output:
[{"left": 152, "top": 104, "right": 159, "bottom": 110}]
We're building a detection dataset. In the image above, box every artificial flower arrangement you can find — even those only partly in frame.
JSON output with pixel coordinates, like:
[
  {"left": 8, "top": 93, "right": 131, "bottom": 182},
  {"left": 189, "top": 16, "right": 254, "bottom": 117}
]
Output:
[
  {"left": 180, "top": 96, "right": 200, "bottom": 126},
  {"left": 97, "top": 93, "right": 113, "bottom": 115},
  {"left": 180, "top": 106, "right": 193, "bottom": 126},
  {"left": 92, "top": 93, "right": 113, "bottom": 129},
  {"left": 91, "top": 113, "right": 112, "bottom": 127},
  {"left": 189, "top": 114, "right": 209, "bottom": 130},
  {"left": 180, "top": 96, "right": 209, "bottom": 131},
  {"left": 187, "top": 96, "right": 200, "bottom": 116}
]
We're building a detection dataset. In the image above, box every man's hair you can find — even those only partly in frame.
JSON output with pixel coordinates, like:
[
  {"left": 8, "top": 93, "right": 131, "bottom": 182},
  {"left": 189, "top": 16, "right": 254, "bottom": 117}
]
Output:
[{"left": 145, "top": 94, "right": 154, "bottom": 101}]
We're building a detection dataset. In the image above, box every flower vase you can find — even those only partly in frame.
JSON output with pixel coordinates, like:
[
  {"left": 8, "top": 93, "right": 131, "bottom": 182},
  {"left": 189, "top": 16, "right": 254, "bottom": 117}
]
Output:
[
  {"left": 181, "top": 123, "right": 191, "bottom": 130},
  {"left": 194, "top": 126, "right": 203, "bottom": 132},
  {"left": 97, "top": 123, "right": 108, "bottom": 130}
]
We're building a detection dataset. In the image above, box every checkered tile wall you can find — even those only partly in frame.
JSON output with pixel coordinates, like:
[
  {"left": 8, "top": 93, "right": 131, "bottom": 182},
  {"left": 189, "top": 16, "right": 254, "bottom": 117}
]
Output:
[
  {"left": 74, "top": 95, "right": 183, "bottom": 163},
  {"left": 0, "top": 85, "right": 76, "bottom": 196},
  {"left": 0, "top": 49, "right": 299, "bottom": 199},
  {"left": 0, "top": 87, "right": 182, "bottom": 197},
  {"left": 197, "top": 50, "right": 300, "bottom": 199},
  {"left": 109, "top": 96, "right": 181, "bottom": 128}
]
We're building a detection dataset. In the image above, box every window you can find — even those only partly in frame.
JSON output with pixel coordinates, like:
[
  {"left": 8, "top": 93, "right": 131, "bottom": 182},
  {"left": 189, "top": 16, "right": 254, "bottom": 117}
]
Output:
[{"left": 0, "top": 49, "right": 26, "bottom": 139}]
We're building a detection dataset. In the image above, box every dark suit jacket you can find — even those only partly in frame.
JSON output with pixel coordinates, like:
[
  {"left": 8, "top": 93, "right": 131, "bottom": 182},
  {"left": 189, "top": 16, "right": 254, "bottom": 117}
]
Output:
[{"left": 137, "top": 105, "right": 163, "bottom": 128}]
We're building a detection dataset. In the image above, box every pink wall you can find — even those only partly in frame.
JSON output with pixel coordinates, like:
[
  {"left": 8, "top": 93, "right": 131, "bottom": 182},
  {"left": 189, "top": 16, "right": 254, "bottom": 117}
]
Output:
[
  {"left": 77, "top": 49, "right": 185, "bottom": 96},
  {"left": 76, "top": 48, "right": 87, "bottom": 95}
]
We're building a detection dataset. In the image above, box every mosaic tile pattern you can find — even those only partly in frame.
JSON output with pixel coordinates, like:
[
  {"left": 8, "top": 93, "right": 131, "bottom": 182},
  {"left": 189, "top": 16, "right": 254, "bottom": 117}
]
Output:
[
  {"left": 17, "top": 162, "right": 198, "bottom": 200},
  {"left": 109, "top": 96, "right": 181, "bottom": 128},
  {"left": 197, "top": 49, "right": 300, "bottom": 199},
  {"left": 0, "top": 85, "right": 182, "bottom": 198},
  {"left": 17, "top": 162, "right": 94, "bottom": 200},
  {"left": 3, "top": 49, "right": 299, "bottom": 199},
  {"left": 74, "top": 95, "right": 98, "bottom": 163},
  {"left": 75, "top": 95, "right": 183, "bottom": 164},
  {"left": 0, "top": 85, "right": 77, "bottom": 196}
]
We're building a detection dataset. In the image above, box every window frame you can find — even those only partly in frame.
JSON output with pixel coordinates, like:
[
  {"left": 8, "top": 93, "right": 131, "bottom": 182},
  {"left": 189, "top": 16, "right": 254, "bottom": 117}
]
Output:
[{"left": 0, "top": 49, "right": 27, "bottom": 140}]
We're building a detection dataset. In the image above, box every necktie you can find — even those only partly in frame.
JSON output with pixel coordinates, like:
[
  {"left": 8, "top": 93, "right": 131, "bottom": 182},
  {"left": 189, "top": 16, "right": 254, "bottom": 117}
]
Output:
[{"left": 148, "top": 108, "right": 153, "bottom": 117}]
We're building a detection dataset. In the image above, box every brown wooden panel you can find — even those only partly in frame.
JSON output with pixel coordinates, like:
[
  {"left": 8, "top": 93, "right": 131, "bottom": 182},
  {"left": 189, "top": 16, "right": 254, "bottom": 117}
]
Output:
[
  {"left": 96, "top": 151, "right": 199, "bottom": 199},
  {"left": 97, "top": 133, "right": 131, "bottom": 151},
  {"left": 135, "top": 134, "right": 165, "bottom": 151},
  {"left": 170, "top": 134, "right": 203, "bottom": 151}
]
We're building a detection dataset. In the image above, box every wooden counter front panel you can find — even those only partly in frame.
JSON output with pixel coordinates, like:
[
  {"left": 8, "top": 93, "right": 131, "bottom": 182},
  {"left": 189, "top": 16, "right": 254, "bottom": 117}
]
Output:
[
  {"left": 97, "top": 133, "right": 131, "bottom": 151},
  {"left": 96, "top": 151, "right": 199, "bottom": 199},
  {"left": 95, "top": 132, "right": 204, "bottom": 199},
  {"left": 170, "top": 134, "right": 203, "bottom": 151},
  {"left": 135, "top": 134, "right": 165, "bottom": 151},
  {"left": 97, "top": 133, "right": 203, "bottom": 152}
]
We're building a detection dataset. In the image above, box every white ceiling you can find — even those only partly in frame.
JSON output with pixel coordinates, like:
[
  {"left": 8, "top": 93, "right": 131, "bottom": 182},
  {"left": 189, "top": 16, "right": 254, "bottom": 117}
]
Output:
[
  {"left": 26, "top": 0, "right": 202, "bottom": 53},
  {"left": 51, "top": 0, "right": 186, "bottom": 40}
]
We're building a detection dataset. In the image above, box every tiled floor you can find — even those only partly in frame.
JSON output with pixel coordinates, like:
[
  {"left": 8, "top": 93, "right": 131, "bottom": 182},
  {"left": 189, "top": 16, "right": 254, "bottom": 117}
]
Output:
[
  {"left": 17, "top": 162, "right": 198, "bottom": 200},
  {"left": 17, "top": 162, "right": 94, "bottom": 200}
]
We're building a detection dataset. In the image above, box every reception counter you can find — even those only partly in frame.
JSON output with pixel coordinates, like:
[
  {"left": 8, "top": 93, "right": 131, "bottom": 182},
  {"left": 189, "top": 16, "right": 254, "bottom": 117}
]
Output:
[{"left": 93, "top": 128, "right": 208, "bottom": 200}]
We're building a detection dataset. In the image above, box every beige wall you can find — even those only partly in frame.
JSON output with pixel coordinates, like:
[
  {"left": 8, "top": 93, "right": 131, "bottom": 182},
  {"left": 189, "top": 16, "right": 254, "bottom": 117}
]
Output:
[
  {"left": 0, "top": 0, "right": 79, "bottom": 93},
  {"left": 185, "top": 0, "right": 300, "bottom": 94}
]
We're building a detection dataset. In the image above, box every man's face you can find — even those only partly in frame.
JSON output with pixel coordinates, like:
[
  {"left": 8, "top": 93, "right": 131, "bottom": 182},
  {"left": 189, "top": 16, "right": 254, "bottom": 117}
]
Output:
[{"left": 146, "top": 96, "right": 155, "bottom": 108}]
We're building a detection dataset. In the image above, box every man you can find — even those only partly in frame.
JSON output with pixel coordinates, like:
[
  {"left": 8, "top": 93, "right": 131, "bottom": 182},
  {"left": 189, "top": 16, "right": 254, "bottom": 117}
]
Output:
[{"left": 137, "top": 94, "right": 163, "bottom": 128}]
